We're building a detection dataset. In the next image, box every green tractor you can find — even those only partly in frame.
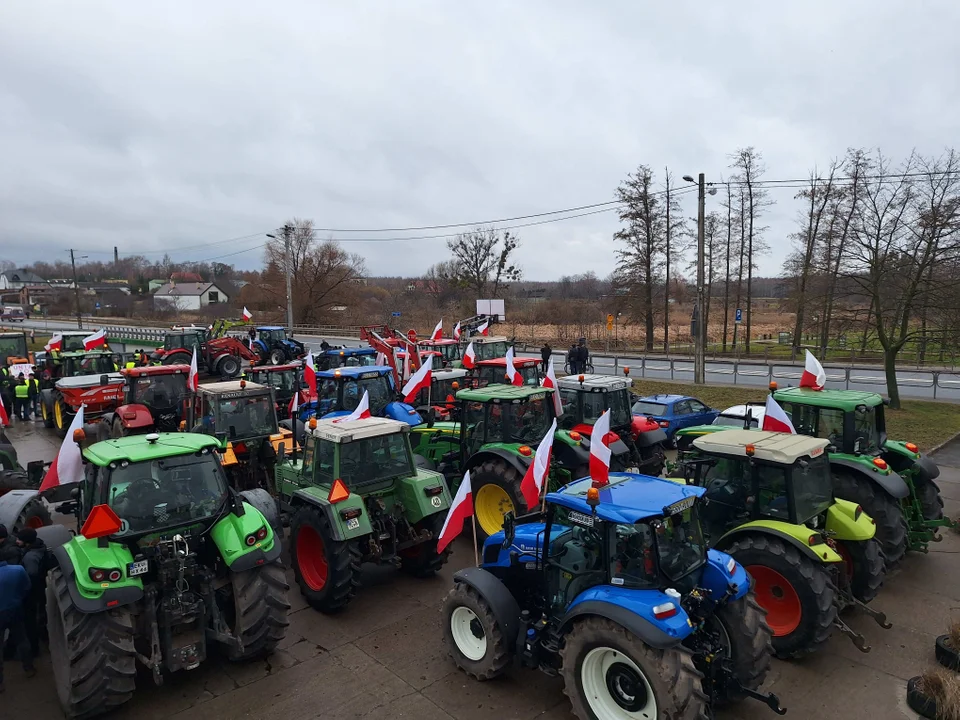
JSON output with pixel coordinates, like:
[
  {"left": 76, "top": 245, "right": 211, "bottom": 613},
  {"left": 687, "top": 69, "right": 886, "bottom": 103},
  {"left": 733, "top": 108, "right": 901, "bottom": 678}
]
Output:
[
  {"left": 674, "top": 429, "right": 890, "bottom": 658},
  {"left": 274, "top": 417, "right": 452, "bottom": 612},
  {"left": 771, "top": 384, "right": 950, "bottom": 563},
  {"left": 44, "top": 431, "right": 290, "bottom": 719}
]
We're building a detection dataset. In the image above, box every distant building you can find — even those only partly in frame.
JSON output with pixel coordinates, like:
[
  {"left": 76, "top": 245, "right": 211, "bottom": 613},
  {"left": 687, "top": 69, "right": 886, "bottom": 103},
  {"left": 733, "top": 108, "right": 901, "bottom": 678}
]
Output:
[
  {"left": 0, "top": 269, "right": 46, "bottom": 291},
  {"left": 153, "top": 281, "right": 229, "bottom": 311}
]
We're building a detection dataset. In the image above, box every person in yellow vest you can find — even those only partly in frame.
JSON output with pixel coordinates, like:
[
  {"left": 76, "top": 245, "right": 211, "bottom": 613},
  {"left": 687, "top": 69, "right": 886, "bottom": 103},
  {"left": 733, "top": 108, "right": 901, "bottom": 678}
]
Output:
[{"left": 13, "top": 374, "right": 30, "bottom": 421}]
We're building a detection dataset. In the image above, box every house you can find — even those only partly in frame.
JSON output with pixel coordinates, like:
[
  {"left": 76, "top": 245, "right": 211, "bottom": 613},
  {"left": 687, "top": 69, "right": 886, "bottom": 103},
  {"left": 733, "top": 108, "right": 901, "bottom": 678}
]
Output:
[
  {"left": 0, "top": 269, "right": 46, "bottom": 291},
  {"left": 153, "top": 282, "right": 229, "bottom": 311}
]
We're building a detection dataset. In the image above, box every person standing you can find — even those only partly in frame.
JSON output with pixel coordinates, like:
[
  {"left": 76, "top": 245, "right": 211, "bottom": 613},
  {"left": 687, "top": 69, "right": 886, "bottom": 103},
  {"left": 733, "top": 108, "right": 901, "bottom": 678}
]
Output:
[
  {"left": 29, "top": 329, "right": 35, "bottom": 346},
  {"left": 16, "top": 529, "right": 48, "bottom": 659},
  {"left": 13, "top": 375, "right": 29, "bottom": 421},
  {"left": 27, "top": 373, "right": 39, "bottom": 421},
  {"left": 0, "top": 546, "right": 35, "bottom": 692},
  {"left": 540, "top": 343, "right": 552, "bottom": 373}
]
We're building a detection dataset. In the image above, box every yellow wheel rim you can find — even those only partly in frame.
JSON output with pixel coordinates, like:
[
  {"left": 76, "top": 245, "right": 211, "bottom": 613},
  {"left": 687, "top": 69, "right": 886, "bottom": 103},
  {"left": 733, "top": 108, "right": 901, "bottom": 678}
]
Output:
[
  {"left": 54, "top": 400, "right": 64, "bottom": 429},
  {"left": 474, "top": 483, "right": 516, "bottom": 537},
  {"left": 41, "top": 403, "right": 47, "bottom": 420}
]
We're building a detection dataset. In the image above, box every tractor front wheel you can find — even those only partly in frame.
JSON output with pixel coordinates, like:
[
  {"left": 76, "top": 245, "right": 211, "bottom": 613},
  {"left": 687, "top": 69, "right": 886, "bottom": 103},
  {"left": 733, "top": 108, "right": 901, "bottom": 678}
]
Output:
[
  {"left": 40, "top": 399, "right": 54, "bottom": 428},
  {"left": 561, "top": 617, "right": 708, "bottom": 720},
  {"left": 217, "top": 355, "right": 241, "bottom": 379},
  {"left": 706, "top": 591, "right": 772, "bottom": 704},
  {"left": 727, "top": 535, "right": 836, "bottom": 659},
  {"left": 290, "top": 505, "right": 361, "bottom": 613},
  {"left": 400, "top": 512, "right": 450, "bottom": 577},
  {"left": 53, "top": 396, "right": 71, "bottom": 437},
  {"left": 832, "top": 470, "right": 908, "bottom": 568},
  {"left": 471, "top": 459, "right": 526, "bottom": 541},
  {"left": 836, "top": 539, "right": 885, "bottom": 604},
  {"left": 441, "top": 581, "right": 512, "bottom": 681},
  {"left": 220, "top": 559, "right": 291, "bottom": 660},
  {"left": 46, "top": 567, "right": 136, "bottom": 719},
  {"left": 917, "top": 480, "right": 945, "bottom": 521}
]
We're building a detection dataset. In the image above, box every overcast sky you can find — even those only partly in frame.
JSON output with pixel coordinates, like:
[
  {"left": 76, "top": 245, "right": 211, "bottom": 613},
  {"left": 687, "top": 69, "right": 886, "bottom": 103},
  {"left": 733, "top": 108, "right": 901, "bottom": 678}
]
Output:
[{"left": 2, "top": 1, "right": 958, "bottom": 280}]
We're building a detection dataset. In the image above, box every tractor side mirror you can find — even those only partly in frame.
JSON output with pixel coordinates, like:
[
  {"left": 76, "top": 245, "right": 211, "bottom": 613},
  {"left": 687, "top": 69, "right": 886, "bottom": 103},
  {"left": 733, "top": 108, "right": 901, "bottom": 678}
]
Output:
[
  {"left": 277, "top": 443, "right": 287, "bottom": 466},
  {"left": 100, "top": 374, "right": 109, "bottom": 386},
  {"left": 501, "top": 511, "right": 516, "bottom": 549},
  {"left": 426, "top": 407, "right": 436, "bottom": 428}
]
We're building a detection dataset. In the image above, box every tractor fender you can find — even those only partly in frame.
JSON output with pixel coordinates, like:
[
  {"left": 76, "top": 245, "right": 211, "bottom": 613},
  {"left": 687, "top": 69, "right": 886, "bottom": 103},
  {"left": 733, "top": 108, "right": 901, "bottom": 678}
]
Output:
[
  {"left": 211, "top": 501, "right": 282, "bottom": 572},
  {"left": 465, "top": 448, "right": 531, "bottom": 476},
  {"left": 560, "top": 597, "right": 684, "bottom": 649},
  {"left": 290, "top": 488, "right": 371, "bottom": 541},
  {"left": 825, "top": 499, "right": 876, "bottom": 542},
  {"left": 51, "top": 544, "right": 144, "bottom": 614},
  {"left": 113, "top": 403, "right": 155, "bottom": 431},
  {"left": 452, "top": 567, "right": 520, "bottom": 654},
  {"left": 35, "top": 524, "right": 73, "bottom": 550},
  {"left": 552, "top": 433, "right": 590, "bottom": 469},
  {"left": 385, "top": 401, "right": 423, "bottom": 426},
  {"left": 716, "top": 520, "right": 844, "bottom": 564},
  {"left": 0, "top": 490, "right": 43, "bottom": 530},
  {"left": 632, "top": 425, "right": 668, "bottom": 448},
  {"left": 882, "top": 442, "right": 941, "bottom": 483},
  {"left": 278, "top": 418, "right": 305, "bottom": 444},
  {"left": 240, "top": 488, "right": 282, "bottom": 537},
  {"left": 830, "top": 457, "right": 910, "bottom": 500}
]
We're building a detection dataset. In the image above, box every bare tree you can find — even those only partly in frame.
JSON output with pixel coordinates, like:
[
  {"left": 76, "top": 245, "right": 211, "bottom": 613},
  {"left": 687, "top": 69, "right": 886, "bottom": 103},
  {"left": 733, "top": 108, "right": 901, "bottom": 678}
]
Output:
[
  {"left": 662, "top": 169, "right": 688, "bottom": 351},
  {"left": 446, "top": 227, "right": 522, "bottom": 298}
]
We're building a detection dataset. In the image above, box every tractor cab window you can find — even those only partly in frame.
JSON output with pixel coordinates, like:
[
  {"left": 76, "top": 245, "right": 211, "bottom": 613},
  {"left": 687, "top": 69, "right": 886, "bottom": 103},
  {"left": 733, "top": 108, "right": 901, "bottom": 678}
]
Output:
[
  {"left": 259, "top": 329, "right": 286, "bottom": 343},
  {"left": 164, "top": 332, "right": 202, "bottom": 352},
  {"left": 580, "top": 391, "right": 605, "bottom": 423},
  {"left": 106, "top": 451, "right": 227, "bottom": 535},
  {"left": 437, "top": 344, "right": 461, "bottom": 362},
  {"left": 518, "top": 365, "right": 540, "bottom": 387},
  {"left": 503, "top": 396, "right": 550, "bottom": 444},
  {"left": 0, "top": 335, "right": 26, "bottom": 361},
  {"left": 700, "top": 457, "right": 751, "bottom": 531},
  {"left": 132, "top": 374, "right": 189, "bottom": 409},
  {"left": 852, "top": 405, "right": 881, "bottom": 454},
  {"left": 339, "top": 433, "right": 411, "bottom": 489},
  {"left": 558, "top": 388, "right": 580, "bottom": 429},
  {"left": 70, "top": 355, "right": 116, "bottom": 376},
  {"left": 343, "top": 374, "right": 391, "bottom": 415},
  {"left": 755, "top": 464, "right": 790, "bottom": 520},
  {"left": 463, "top": 401, "right": 486, "bottom": 451},
  {"left": 606, "top": 390, "right": 632, "bottom": 428},
  {"left": 215, "top": 393, "right": 277, "bottom": 440},
  {"left": 610, "top": 522, "right": 658, "bottom": 588},
  {"left": 547, "top": 506, "right": 607, "bottom": 607},
  {"left": 60, "top": 336, "right": 87, "bottom": 352},
  {"left": 652, "top": 506, "right": 706, "bottom": 582},
  {"left": 475, "top": 341, "right": 509, "bottom": 361},
  {"left": 793, "top": 454, "right": 834, "bottom": 523},
  {"left": 313, "top": 439, "right": 335, "bottom": 484},
  {"left": 816, "top": 408, "right": 845, "bottom": 448},
  {"left": 257, "top": 370, "right": 296, "bottom": 394},
  {"left": 356, "top": 353, "right": 378, "bottom": 367}
]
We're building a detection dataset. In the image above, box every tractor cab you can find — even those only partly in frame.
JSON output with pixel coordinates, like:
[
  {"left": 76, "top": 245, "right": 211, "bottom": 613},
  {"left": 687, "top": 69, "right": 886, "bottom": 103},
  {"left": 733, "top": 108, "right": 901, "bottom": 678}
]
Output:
[
  {"left": 106, "top": 364, "right": 193, "bottom": 436},
  {"left": 299, "top": 366, "right": 423, "bottom": 426},
  {"left": 470, "top": 357, "right": 542, "bottom": 388},
  {"left": 469, "top": 336, "right": 511, "bottom": 361},
  {"left": 0, "top": 331, "right": 30, "bottom": 365},
  {"left": 411, "top": 368, "right": 468, "bottom": 420},
  {"left": 154, "top": 329, "right": 206, "bottom": 361},
  {"left": 316, "top": 346, "right": 378, "bottom": 370},
  {"left": 246, "top": 363, "right": 301, "bottom": 419},
  {"left": 58, "top": 331, "right": 91, "bottom": 353},
  {"left": 253, "top": 326, "right": 305, "bottom": 365},
  {"left": 417, "top": 338, "right": 461, "bottom": 367},
  {"left": 39, "top": 350, "right": 120, "bottom": 387}
]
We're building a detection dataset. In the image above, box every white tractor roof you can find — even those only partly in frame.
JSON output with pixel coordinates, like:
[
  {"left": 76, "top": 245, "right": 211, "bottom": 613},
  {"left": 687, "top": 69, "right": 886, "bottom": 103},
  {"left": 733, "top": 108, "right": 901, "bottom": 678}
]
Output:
[
  {"left": 200, "top": 380, "right": 267, "bottom": 394},
  {"left": 692, "top": 429, "right": 829, "bottom": 465},
  {"left": 310, "top": 417, "right": 408, "bottom": 443},
  {"left": 434, "top": 368, "right": 469, "bottom": 380},
  {"left": 472, "top": 336, "right": 508, "bottom": 343},
  {"left": 556, "top": 374, "right": 629, "bottom": 392}
]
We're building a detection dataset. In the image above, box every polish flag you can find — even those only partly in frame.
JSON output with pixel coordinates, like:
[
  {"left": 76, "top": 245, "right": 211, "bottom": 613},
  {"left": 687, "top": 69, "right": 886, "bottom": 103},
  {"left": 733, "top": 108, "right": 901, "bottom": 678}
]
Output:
[
  {"left": 82, "top": 328, "right": 107, "bottom": 351},
  {"left": 477, "top": 320, "right": 489, "bottom": 336},
  {"left": 437, "top": 470, "right": 474, "bottom": 553},
  {"left": 589, "top": 409, "right": 612, "bottom": 486},
  {"left": 462, "top": 342, "right": 477, "bottom": 369},
  {"left": 505, "top": 347, "right": 523, "bottom": 387},
  {"left": 39, "top": 405, "right": 86, "bottom": 492},
  {"left": 800, "top": 350, "right": 826, "bottom": 390},
  {"left": 520, "top": 418, "right": 557, "bottom": 509},
  {"left": 402, "top": 349, "right": 412, "bottom": 382},
  {"left": 762, "top": 395, "right": 796, "bottom": 434},
  {"left": 431, "top": 319, "right": 443, "bottom": 341},
  {"left": 453, "top": 321, "right": 461, "bottom": 341},
  {"left": 402, "top": 355, "right": 433, "bottom": 403},
  {"left": 242, "top": 307, "right": 253, "bottom": 322},
  {"left": 303, "top": 351, "right": 317, "bottom": 399},
  {"left": 335, "top": 390, "right": 372, "bottom": 422},
  {"left": 288, "top": 389, "right": 301, "bottom": 417},
  {"left": 541, "top": 356, "right": 563, "bottom": 418},
  {"left": 44, "top": 333, "right": 62, "bottom": 352},
  {"left": 375, "top": 351, "right": 388, "bottom": 367},
  {"left": 188, "top": 347, "right": 199, "bottom": 391},
  {"left": 0, "top": 396, "right": 9, "bottom": 426}
]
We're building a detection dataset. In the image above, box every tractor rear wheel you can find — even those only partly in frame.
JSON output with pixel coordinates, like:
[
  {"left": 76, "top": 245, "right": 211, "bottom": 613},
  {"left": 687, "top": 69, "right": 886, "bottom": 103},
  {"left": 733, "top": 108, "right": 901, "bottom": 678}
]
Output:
[
  {"left": 53, "top": 396, "right": 71, "bottom": 437},
  {"left": 0, "top": 469, "right": 30, "bottom": 492},
  {"left": 835, "top": 538, "right": 884, "bottom": 604},
  {"left": 917, "top": 480, "right": 945, "bottom": 520},
  {"left": 269, "top": 348, "right": 287, "bottom": 365},
  {"left": 706, "top": 591, "right": 772, "bottom": 704},
  {"left": 47, "top": 567, "right": 136, "bottom": 719},
  {"left": 727, "top": 535, "right": 836, "bottom": 659},
  {"left": 471, "top": 458, "right": 526, "bottom": 541},
  {"left": 17, "top": 496, "right": 52, "bottom": 530},
  {"left": 220, "top": 559, "right": 291, "bottom": 660},
  {"left": 290, "top": 505, "right": 361, "bottom": 613},
  {"left": 161, "top": 352, "right": 190, "bottom": 366},
  {"left": 441, "top": 581, "right": 512, "bottom": 681},
  {"left": 40, "top": 399, "right": 54, "bottom": 428},
  {"left": 111, "top": 417, "right": 128, "bottom": 439},
  {"left": 400, "top": 512, "right": 450, "bottom": 577},
  {"left": 561, "top": 617, "right": 708, "bottom": 720},
  {"left": 832, "top": 470, "right": 908, "bottom": 568},
  {"left": 217, "top": 355, "right": 241, "bottom": 379}
]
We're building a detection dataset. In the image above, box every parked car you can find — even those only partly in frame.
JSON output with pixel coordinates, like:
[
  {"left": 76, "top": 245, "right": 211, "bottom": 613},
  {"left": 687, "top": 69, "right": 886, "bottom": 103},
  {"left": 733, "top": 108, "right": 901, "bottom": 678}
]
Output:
[
  {"left": 712, "top": 402, "right": 767, "bottom": 429},
  {"left": 1, "top": 306, "right": 25, "bottom": 322},
  {"left": 631, "top": 393, "right": 718, "bottom": 443}
]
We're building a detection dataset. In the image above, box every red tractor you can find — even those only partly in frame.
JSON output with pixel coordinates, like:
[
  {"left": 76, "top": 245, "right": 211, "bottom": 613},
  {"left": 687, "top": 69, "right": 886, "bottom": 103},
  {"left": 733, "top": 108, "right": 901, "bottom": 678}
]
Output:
[
  {"left": 468, "top": 356, "right": 542, "bottom": 388},
  {"left": 149, "top": 326, "right": 259, "bottom": 378},
  {"left": 98, "top": 364, "right": 194, "bottom": 438},
  {"left": 49, "top": 372, "right": 126, "bottom": 437}
]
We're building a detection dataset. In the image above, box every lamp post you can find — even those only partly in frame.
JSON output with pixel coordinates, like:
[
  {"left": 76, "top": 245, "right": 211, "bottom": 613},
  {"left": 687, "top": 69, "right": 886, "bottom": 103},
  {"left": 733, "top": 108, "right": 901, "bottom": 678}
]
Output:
[
  {"left": 683, "top": 174, "right": 706, "bottom": 384},
  {"left": 266, "top": 224, "right": 294, "bottom": 332},
  {"left": 69, "top": 249, "right": 88, "bottom": 330}
]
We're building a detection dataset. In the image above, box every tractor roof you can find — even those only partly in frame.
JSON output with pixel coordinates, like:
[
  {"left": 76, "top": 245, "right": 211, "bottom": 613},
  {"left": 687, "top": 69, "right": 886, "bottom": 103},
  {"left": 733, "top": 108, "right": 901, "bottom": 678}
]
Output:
[
  {"left": 772, "top": 386, "right": 883, "bottom": 410},
  {"left": 257, "top": 325, "right": 285, "bottom": 331},
  {"left": 455, "top": 384, "right": 553, "bottom": 402},
  {"left": 250, "top": 363, "right": 300, "bottom": 372},
  {"left": 0, "top": 331, "right": 26, "bottom": 338},
  {"left": 59, "top": 350, "right": 114, "bottom": 358},
  {"left": 321, "top": 347, "right": 374, "bottom": 356},
  {"left": 122, "top": 364, "right": 190, "bottom": 378},
  {"left": 433, "top": 368, "right": 469, "bottom": 381},
  {"left": 317, "top": 366, "right": 391, "bottom": 379},
  {"left": 471, "top": 336, "right": 508, "bottom": 343},
  {"left": 692, "top": 429, "right": 829, "bottom": 464},
  {"left": 309, "top": 417, "right": 407, "bottom": 443},
  {"left": 476, "top": 357, "right": 539, "bottom": 367},
  {"left": 557, "top": 374, "right": 630, "bottom": 392},
  {"left": 549, "top": 474, "right": 705, "bottom": 524},
  {"left": 84, "top": 432, "right": 222, "bottom": 466},
  {"left": 198, "top": 380, "right": 270, "bottom": 395},
  {"left": 59, "top": 331, "right": 89, "bottom": 337},
  {"left": 419, "top": 338, "right": 458, "bottom": 346}
]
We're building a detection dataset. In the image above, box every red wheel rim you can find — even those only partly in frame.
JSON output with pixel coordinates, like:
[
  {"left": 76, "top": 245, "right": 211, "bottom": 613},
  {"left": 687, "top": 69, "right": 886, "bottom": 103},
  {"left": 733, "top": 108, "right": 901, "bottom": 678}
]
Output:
[
  {"left": 26, "top": 516, "right": 45, "bottom": 529},
  {"left": 835, "top": 543, "right": 855, "bottom": 586},
  {"left": 296, "top": 525, "right": 328, "bottom": 591},
  {"left": 747, "top": 565, "right": 802, "bottom": 636}
]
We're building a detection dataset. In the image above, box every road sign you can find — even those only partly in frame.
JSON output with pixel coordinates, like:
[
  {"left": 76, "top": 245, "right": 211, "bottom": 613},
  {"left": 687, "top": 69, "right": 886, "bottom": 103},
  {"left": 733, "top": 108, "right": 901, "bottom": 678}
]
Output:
[
  {"left": 95, "top": 302, "right": 101, "bottom": 310},
  {"left": 735, "top": 308, "right": 742, "bottom": 324},
  {"left": 391, "top": 312, "right": 401, "bottom": 317},
  {"left": 606, "top": 314, "right": 614, "bottom": 331}
]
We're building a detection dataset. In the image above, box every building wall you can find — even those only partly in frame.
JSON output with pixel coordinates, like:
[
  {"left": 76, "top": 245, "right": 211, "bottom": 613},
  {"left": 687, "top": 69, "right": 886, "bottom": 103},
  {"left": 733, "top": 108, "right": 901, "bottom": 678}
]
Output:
[
  {"left": 200, "top": 287, "right": 228, "bottom": 306},
  {"left": 154, "top": 295, "right": 202, "bottom": 311}
]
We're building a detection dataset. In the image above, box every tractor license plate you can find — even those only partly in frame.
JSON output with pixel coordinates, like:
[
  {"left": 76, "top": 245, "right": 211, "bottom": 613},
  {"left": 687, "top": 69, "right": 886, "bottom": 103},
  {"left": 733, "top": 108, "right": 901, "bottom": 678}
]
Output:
[
  {"left": 346, "top": 518, "right": 360, "bottom": 531},
  {"left": 127, "top": 560, "right": 149, "bottom": 577}
]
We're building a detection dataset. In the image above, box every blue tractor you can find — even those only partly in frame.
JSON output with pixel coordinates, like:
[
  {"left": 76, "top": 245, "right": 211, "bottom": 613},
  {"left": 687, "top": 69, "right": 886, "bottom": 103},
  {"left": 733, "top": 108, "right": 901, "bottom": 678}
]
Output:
[
  {"left": 252, "top": 326, "right": 306, "bottom": 365},
  {"left": 297, "top": 366, "right": 423, "bottom": 426},
  {"left": 314, "top": 346, "right": 378, "bottom": 371},
  {"left": 442, "top": 473, "right": 785, "bottom": 719}
]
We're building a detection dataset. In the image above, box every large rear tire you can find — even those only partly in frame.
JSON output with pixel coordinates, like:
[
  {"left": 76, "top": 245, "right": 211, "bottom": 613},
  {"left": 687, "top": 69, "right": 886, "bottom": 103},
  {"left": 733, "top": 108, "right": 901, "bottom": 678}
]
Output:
[
  {"left": 708, "top": 591, "right": 772, "bottom": 704},
  {"left": 221, "top": 559, "right": 291, "bottom": 660},
  {"left": 726, "top": 535, "right": 836, "bottom": 659},
  {"left": 46, "top": 567, "right": 136, "bottom": 719},
  {"left": 917, "top": 480, "right": 945, "bottom": 521},
  {"left": 0, "top": 469, "right": 30, "bottom": 492},
  {"left": 289, "top": 505, "right": 361, "bottom": 613},
  {"left": 53, "top": 396, "right": 71, "bottom": 437},
  {"left": 17, "top": 496, "right": 52, "bottom": 530},
  {"left": 832, "top": 470, "right": 908, "bottom": 568},
  {"left": 400, "top": 512, "right": 450, "bottom": 577},
  {"left": 561, "top": 617, "right": 709, "bottom": 720},
  {"left": 161, "top": 352, "right": 191, "bottom": 366},
  {"left": 41, "top": 399, "right": 54, "bottom": 428},
  {"left": 470, "top": 458, "right": 526, "bottom": 541},
  {"left": 217, "top": 355, "right": 241, "bottom": 379},
  {"left": 269, "top": 348, "right": 287, "bottom": 366},
  {"left": 441, "top": 581, "right": 512, "bottom": 681},
  {"left": 836, "top": 538, "right": 885, "bottom": 604}
]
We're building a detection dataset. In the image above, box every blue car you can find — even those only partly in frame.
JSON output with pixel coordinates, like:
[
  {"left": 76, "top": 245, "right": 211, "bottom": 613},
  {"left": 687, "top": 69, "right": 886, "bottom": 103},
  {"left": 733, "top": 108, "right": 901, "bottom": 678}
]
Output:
[
  {"left": 298, "top": 365, "right": 422, "bottom": 426},
  {"left": 631, "top": 393, "right": 718, "bottom": 441}
]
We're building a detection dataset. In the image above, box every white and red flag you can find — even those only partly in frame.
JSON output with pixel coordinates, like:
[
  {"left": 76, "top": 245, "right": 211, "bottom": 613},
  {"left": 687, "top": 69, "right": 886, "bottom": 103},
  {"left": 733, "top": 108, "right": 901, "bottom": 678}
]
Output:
[
  {"left": 800, "top": 350, "right": 826, "bottom": 390},
  {"left": 375, "top": 351, "right": 388, "bottom": 367},
  {"left": 505, "top": 347, "right": 523, "bottom": 387},
  {"left": 431, "top": 319, "right": 443, "bottom": 341},
  {"left": 462, "top": 341, "right": 477, "bottom": 369},
  {"left": 303, "top": 351, "right": 318, "bottom": 399},
  {"left": 453, "top": 321, "right": 461, "bottom": 341},
  {"left": 188, "top": 347, "right": 199, "bottom": 391},
  {"left": 402, "top": 355, "right": 433, "bottom": 403},
  {"left": 437, "top": 470, "right": 474, "bottom": 553},
  {"left": 589, "top": 409, "right": 612, "bottom": 486},
  {"left": 335, "top": 390, "right": 371, "bottom": 422},
  {"left": 288, "top": 388, "right": 301, "bottom": 417},
  {"left": 762, "top": 395, "right": 797, "bottom": 434},
  {"left": 44, "top": 333, "right": 62, "bottom": 352},
  {"left": 242, "top": 307, "right": 253, "bottom": 322},
  {"left": 39, "top": 405, "right": 86, "bottom": 492},
  {"left": 520, "top": 418, "right": 557, "bottom": 509},
  {"left": 541, "top": 356, "right": 563, "bottom": 418},
  {"left": 82, "top": 329, "right": 107, "bottom": 351},
  {"left": 0, "top": 396, "right": 9, "bottom": 426},
  {"left": 477, "top": 320, "right": 489, "bottom": 336}
]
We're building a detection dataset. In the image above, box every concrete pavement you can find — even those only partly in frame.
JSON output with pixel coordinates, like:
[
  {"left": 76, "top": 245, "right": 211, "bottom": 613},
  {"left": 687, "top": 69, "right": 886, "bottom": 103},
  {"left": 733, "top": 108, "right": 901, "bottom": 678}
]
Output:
[{"left": 3, "top": 419, "right": 959, "bottom": 719}]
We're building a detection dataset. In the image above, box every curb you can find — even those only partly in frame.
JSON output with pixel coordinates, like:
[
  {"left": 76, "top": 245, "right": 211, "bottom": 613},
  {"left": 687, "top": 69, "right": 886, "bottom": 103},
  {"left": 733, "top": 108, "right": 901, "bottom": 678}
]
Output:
[{"left": 929, "top": 430, "right": 960, "bottom": 456}]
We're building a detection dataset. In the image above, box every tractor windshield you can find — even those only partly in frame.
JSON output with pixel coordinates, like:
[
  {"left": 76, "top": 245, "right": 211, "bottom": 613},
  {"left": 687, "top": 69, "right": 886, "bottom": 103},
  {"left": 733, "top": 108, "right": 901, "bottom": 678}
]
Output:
[
  {"left": 652, "top": 505, "right": 706, "bottom": 582},
  {"left": 60, "top": 335, "right": 87, "bottom": 352},
  {"left": 423, "top": 343, "right": 461, "bottom": 362},
  {"left": 610, "top": 522, "right": 659, "bottom": 588},
  {"left": 474, "top": 341, "right": 509, "bottom": 361},
  {"left": 852, "top": 405, "right": 881, "bottom": 454},
  {"left": 580, "top": 390, "right": 631, "bottom": 427},
  {"left": 499, "top": 395, "right": 551, "bottom": 444},
  {"left": 792, "top": 454, "right": 834, "bottom": 523},
  {"left": 164, "top": 332, "right": 203, "bottom": 352},
  {"left": 214, "top": 393, "right": 277, "bottom": 440},
  {"left": 106, "top": 450, "right": 228, "bottom": 535},
  {"left": 0, "top": 335, "right": 27, "bottom": 361},
  {"left": 417, "top": 376, "right": 464, "bottom": 407},
  {"left": 66, "top": 354, "right": 117, "bottom": 376},
  {"left": 339, "top": 432, "right": 413, "bottom": 488},
  {"left": 131, "top": 374, "right": 189, "bottom": 410},
  {"left": 260, "top": 329, "right": 286, "bottom": 343},
  {"left": 343, "top": 353, "right": 377, "bottom": 367},
  {"left": 343, "top": 374, "right": 392, "bottom": 415},
  {"left": 255, "top": 369, "right": 297, "bottom": 395}
]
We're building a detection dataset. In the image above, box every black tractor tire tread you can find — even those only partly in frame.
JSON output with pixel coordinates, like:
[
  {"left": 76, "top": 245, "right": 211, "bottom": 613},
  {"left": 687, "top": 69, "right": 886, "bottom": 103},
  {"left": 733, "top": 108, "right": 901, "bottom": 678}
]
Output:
[
  {"left": 161, "top": 352, "right": 191, "bottom": 366},
  {"left": 46, "top": 568, "right": 136, "bottom": 719},
  {"left": 639, "top": 443, "right": 667, "bottom": 476},
  {"left": 54, "top": 396, "right": 72, "bottom": 437},
  {"left": 226, "top": 559, "right": 291, "bottom": 660},
  {"left": 832, "top": 470, "right": 908, "bottom": 568},
  {"left": 560, "top": 617, "right": 709, "bottom": 720},
  {"left": 441, "top": 582, "right": 511, "bottom": 681},
  {"left": 41, "top": 399, "right": 55, "bottom": 428},
  {"left": 217, "top": 355, "right": 242, "bottom": 379},
  {"left": 18, "top": 497, "right": 52, "bottom": 530},
  {"left": 917, "top": 480, "right": 945, "bottom": 521},
  {"left": 471, "top": 458, "right": 525, "bottom": 541},
  {"left": 289, "top": 506, "right": 361, "bottom": 613},
  {"left": 0, "top": 468, "right": 30, "bottom": 491},
  {"left": 727, "top": 534, "right": 836, "bottom": 659},
  {"left": 400, "top": 512, "right": 450, "bottom": 577},
  {"left": 713, "top": 591, "right": 773, "bottom": 700},
  {"left": 840, "top": 538, "right": 885, "bottom": 604}
]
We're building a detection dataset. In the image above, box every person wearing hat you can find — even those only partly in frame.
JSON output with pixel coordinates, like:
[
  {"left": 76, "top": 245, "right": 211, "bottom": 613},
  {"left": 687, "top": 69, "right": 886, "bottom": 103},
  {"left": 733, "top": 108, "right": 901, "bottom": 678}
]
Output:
[
  {"left": 12, "top": 374, "right": 29, "bottom": 421},
  {"left": 0, "top": 525, "right": 19, "bottom": 565},
  {"left": 15, "top": 529, "right": 47, "bottom": 658},
  {"left": 0, "top": 530, "right": 35, "bottom": 691}
]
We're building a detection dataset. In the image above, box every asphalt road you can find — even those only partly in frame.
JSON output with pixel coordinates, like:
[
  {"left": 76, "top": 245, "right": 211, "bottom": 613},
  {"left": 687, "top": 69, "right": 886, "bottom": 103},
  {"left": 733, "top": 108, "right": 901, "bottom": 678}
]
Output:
[{"left": 3, "top": 418, "right": 959, "bottom": 720}]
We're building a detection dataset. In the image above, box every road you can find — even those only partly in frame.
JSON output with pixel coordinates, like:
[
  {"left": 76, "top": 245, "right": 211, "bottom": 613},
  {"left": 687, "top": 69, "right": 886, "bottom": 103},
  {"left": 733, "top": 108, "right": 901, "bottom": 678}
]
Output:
[{"left": 3, "top": 417, "right": 958, "bottom": 720}]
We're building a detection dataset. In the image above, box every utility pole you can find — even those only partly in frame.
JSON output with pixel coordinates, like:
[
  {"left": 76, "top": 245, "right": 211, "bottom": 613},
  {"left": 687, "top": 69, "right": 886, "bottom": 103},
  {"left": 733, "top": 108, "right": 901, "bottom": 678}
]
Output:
[
  {"left": 683, "top": 174, "right": 707, "bottom": 384},
  {"left": 283, "top": 224, "right": 294, "bottom": 332},
  {"left": 70, "top": 249, "right": 83, "bottom": 330}
]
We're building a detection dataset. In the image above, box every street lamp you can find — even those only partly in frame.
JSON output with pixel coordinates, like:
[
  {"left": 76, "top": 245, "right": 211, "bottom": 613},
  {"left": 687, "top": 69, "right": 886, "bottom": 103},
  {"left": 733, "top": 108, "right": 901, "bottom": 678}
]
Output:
[
  {"left": 266, "top": 226, "right": 294, "bottom": 332},
  {"left": 683, "top": 174, "right": 707, "bottom": 384}
]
